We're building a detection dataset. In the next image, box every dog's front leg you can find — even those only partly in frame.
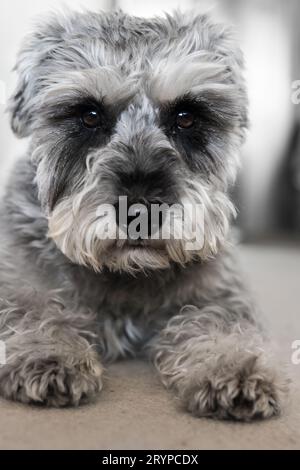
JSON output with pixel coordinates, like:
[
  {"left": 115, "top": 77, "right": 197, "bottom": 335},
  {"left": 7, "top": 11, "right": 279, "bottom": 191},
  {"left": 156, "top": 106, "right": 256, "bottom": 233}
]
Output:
[
  {"left": 0, "top": 295, "right": 103, "bottom": 406},
  {"left": 152, "top": 295, "right": 287, "bottom": 421}
]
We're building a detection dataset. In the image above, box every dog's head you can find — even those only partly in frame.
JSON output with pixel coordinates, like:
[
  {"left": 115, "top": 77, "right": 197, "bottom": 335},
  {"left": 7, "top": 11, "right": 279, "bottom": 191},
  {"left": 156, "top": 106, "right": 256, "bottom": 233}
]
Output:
[{"left": 9, "top": 10, "right": 248, "bottom": 273}]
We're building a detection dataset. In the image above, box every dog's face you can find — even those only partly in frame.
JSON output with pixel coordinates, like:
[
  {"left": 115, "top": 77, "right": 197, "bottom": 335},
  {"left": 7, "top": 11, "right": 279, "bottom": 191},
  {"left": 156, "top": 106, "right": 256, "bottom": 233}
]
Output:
[{"left": 9, "top": 10, "right": 247, "bottom": 273}]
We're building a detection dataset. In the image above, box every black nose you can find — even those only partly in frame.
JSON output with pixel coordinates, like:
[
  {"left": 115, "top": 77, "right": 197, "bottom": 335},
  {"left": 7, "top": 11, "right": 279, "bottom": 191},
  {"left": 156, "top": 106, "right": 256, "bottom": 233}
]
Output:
[{"left": 114, "top": 200, "right": 164, "bottom": 239}]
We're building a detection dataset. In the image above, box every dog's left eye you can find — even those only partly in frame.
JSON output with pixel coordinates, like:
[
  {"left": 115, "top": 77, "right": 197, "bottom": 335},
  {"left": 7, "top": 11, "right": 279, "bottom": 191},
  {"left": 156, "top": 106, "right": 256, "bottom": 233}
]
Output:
[{"left": 81, "top": 109, "right": 101, "bottom": 128}]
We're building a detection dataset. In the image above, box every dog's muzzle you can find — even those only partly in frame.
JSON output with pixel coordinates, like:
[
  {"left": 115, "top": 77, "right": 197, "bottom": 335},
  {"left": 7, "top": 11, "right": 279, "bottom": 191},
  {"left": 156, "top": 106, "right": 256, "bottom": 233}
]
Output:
[{"left": 114, "top": 200, "right": 165, "bottom": 241}]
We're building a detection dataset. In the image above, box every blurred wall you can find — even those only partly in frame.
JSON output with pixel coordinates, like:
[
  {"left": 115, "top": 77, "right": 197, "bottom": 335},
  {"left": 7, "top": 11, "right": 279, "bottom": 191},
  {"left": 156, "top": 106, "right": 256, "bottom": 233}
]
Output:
[{"left": 233, "top": 0, "right": 295, "bottom": 237}]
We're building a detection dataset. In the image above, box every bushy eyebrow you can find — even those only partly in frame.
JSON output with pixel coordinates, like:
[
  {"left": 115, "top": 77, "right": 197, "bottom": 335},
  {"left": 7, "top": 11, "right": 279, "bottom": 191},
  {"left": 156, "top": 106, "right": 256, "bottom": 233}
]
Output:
[
  {"left": 147, "top": 52, "right": 233, "bottom": 103},
  {"left": 36, "top": 68, "right": 138, "bottom": 116}
]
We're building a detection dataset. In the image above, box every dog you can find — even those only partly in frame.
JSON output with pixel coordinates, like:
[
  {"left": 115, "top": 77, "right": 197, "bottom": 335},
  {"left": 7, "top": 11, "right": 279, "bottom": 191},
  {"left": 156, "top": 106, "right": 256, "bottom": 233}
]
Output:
[{"left": 0, "top": 9, "right": 287, "bottom": 420}]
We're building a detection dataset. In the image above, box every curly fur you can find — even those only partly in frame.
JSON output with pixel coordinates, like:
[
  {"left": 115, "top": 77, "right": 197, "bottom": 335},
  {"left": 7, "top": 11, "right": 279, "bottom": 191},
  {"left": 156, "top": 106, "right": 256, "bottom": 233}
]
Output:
[{"left": 0, "top": 8, "right": 288, "bottom": 418}]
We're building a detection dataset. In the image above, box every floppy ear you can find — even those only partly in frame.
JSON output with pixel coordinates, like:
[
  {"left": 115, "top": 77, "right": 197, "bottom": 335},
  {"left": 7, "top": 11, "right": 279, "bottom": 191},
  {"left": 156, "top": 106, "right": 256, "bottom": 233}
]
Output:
[
  {"left": 8, "top": 41, "right": 38, "bottom": 138},
  {"left": 8, "top": 14, "right": 63, "bottom": 138}
]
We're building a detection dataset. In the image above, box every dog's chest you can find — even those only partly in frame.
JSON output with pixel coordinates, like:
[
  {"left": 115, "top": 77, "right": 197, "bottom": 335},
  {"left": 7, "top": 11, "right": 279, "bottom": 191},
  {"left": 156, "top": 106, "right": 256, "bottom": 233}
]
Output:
[
  {"left": 77, "top": 267, "right": 199, "bottom": 360},
  {"left": 97, "top": 315, "right": 153, "bottom": 361}
]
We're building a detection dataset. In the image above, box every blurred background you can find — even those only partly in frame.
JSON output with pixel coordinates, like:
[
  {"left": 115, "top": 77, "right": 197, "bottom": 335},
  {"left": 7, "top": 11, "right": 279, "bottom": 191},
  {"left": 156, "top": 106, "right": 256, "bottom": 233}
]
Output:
[{"left": 0, "top": 0, "right": 300, "bottom": 241}]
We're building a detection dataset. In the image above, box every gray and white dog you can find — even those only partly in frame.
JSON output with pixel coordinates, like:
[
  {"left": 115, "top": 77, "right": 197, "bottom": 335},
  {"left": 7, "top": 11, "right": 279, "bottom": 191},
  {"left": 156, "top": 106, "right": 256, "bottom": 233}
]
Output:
[{"left": 0, "top": 9, "right": 287, "bottom": 420}]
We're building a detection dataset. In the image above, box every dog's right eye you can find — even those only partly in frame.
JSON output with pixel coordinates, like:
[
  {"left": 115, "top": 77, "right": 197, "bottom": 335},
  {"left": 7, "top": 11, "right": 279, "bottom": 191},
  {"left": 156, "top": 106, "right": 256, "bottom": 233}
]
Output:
[
  {"left": 81, "top": 109, "right": 101, "bottom": 129},
  {"left": 176, "top": 111, "right": 195, "bottom": 130}
]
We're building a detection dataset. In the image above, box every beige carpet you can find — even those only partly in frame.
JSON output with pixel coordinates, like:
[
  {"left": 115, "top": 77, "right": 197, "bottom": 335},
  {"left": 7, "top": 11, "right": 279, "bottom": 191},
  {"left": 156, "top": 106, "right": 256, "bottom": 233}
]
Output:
[{"left": 0, "top": 243, "right": 300, "bottom": 450}]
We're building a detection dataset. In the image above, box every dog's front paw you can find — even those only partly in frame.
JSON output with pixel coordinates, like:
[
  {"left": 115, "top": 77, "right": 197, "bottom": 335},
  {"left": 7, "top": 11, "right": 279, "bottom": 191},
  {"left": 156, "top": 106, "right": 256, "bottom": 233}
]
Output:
[
  {"left": 181, "top": 354, "right": 287, "bottom": 421},
  {"left": 0, "top": 352, "right": 103, "bottom": 406}
]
